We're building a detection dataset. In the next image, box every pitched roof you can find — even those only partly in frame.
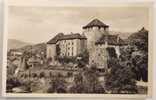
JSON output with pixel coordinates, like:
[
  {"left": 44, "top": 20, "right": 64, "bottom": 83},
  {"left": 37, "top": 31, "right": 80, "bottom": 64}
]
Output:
[
  {"left": 83, "top": 19, "right": 109, "bottom": 29},
  {"left": 47, "top": 33, "right": 87, "bottom": 44},
  {"left": 60, "top": 33, "right": 87, "bottom": 40},
  {"left": 95, "top": 34, "right": 127, "bottom": 46},
  {"left": 47, "top": 33, "right": 64, "bottom": 44}
]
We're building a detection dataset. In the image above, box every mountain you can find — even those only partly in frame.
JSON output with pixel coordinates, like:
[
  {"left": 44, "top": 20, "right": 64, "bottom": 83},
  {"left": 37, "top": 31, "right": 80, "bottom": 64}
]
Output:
[
  {"left": 7, "top": 39, "right": 32, "bottom": 50},
  {"left": 18, "top": 43, "right": 46, "bottom": 54}
]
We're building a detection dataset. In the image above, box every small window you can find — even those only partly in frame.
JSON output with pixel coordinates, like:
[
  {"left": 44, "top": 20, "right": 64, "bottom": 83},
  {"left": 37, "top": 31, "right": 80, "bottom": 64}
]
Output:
[
  {"left": 98, "top": 54, "right": 101, "bottom": 56},
  {"left": 72, "top": 42, "right": 74, "bottom": 45}
]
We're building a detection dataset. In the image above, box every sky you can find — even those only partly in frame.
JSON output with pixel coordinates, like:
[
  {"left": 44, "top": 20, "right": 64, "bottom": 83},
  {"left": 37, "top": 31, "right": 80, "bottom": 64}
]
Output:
[{"left": 8, "top": 6, "right": 149, "bottom": 43}]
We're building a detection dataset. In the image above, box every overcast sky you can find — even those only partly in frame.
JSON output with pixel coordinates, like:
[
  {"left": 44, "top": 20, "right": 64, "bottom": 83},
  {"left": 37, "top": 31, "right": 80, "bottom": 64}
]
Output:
[{"left": 8, "top": 6, "right": 149, "bottom": 43}]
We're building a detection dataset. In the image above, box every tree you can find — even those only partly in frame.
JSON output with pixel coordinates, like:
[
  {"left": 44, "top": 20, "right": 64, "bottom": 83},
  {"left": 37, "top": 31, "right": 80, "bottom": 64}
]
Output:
[
  {"left": 105, "top": 53, "right": 138, "bottom": 94},
  {"left": 83, "top": 65, "right": 105, "bottom": 93},
  {"left": 128, "top": 28, "right": 148, "bottom": 82},
  {"left": 47, "top": 73, "right": 67, "bottom": 93},
  {"left": 76, "top": 50, "right": 89, "bottom": 68},
  {"left": 69, "top": 73, "right": 86, "bottom": 93}
]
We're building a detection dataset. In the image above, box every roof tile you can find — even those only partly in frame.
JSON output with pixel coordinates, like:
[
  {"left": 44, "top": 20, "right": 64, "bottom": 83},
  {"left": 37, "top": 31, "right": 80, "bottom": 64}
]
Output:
[{"left": 83, "top": 19, "right": 109, "bottom": 29}]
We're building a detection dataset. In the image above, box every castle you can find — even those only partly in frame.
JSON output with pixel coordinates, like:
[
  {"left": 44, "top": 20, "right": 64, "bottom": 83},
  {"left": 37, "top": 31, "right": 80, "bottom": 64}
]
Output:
[
  {"left": 47, "top": 19, "right": 127, "bottom": 70},
  {"left": 47, "top": 33, "right": 87, "bottom": 61}
]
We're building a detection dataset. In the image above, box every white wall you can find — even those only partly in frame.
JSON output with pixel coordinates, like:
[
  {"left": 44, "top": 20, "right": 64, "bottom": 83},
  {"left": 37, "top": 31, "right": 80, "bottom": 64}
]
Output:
[{"left": 46, "top": 44, "right": 56, "bottom": 61}]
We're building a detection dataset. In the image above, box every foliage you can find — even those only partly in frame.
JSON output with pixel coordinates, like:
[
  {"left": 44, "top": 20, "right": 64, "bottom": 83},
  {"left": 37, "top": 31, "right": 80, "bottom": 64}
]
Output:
[
  {"left": 76, "top": 50, "right": 89, "bottom": 68},
  {"left": 132, "top": 53, "right": 148, "bottom": 82},
  {"left": 7, "top": 76, "right": 21, "bottom": 92},
  {"left": 127, "top": 29, "right": 148, "bottom": 82},
  {"left": 83, "top": 65, "right": 105, "bottom": 93},
  {"left": 105, "top": 52, "right": 138, "bottom": 94},
  {"left": 69, "top": 73, "right": 86, "bottom": 93},
  {"left": 128, "top": 28, "right": 148, "bottom": 52},
  {"left": 47, "top": 73, "right": 67, "bottom": 93},
  {"left": 69, "top": 65, "right": 105, "bottom": 93}
]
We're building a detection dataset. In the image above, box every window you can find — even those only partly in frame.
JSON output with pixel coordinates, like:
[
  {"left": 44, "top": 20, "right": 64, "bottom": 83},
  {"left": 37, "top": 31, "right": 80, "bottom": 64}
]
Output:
[
  {"left": 98, "top": 53, "right": 101, "bottom": 56},
  {"left": 72, "top": 52, "right": 73, "bottom": 56},
  {"left": 72, "top": 42, "right": 74, "bottom": 45},
  {"left": 68, "top": 47, "right": 70, "bottom": 50},
  {"left": 68, "top": 52, "right": 70, "bottom": 56}
]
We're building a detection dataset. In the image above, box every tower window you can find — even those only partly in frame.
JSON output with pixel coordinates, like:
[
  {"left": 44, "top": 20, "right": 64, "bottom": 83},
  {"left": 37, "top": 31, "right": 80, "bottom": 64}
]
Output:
[{"left": 72, "top": 52, "right": 73, "bottom": 56}]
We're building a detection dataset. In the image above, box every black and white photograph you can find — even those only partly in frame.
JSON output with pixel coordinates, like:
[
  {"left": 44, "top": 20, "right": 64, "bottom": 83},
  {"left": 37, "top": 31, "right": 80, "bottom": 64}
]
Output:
[{"left": 2, "top": 1, "right": 153, "bottom": 97}]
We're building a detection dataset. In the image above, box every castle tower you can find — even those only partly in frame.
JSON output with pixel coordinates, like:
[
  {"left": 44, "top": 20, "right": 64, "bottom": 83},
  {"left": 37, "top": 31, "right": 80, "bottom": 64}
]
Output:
[{"left": 82, "top": 19, "right": 109, "bottom": 50}]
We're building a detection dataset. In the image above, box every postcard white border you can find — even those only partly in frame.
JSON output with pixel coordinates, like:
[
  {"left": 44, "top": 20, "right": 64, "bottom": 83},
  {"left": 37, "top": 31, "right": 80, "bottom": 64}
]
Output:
[{"left": 1, "top": 0, "right": 154, "bottom": 98}]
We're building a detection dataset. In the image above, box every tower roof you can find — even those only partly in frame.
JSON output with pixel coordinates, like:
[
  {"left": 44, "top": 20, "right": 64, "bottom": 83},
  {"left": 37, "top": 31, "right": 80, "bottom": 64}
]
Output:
[{"left": 83, "top": 19, "right": 109, "bottom": 29}]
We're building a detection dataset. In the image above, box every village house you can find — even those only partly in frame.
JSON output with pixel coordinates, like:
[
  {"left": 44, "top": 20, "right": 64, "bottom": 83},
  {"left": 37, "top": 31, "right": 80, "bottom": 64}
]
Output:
[
  {"left": 8, "top": 49, "right": 23, "bottom": 57},
  {"left": 47, "top": 33, "right": 87, "bottom": 61}
]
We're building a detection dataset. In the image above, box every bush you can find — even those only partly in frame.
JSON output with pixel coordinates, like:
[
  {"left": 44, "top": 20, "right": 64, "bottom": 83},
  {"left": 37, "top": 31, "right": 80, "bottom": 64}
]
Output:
[
  {"left": 47, "top": 73, "right": 67, "bottom": 93},
  {"left": 7, "top": 76, "right": 21, "bottom": 92},
  {"left": 105, "top": 56, "right": 138, "bottom": 94}
]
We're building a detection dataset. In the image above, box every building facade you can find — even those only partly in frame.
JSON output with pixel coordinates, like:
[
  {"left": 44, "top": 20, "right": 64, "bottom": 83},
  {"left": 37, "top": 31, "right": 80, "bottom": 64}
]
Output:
[
  {"left": 47, "top": 18, "right": 127, "bottom": 69},
  {"left": 47, "top": 33, "right": 87, "bottom": 61}
]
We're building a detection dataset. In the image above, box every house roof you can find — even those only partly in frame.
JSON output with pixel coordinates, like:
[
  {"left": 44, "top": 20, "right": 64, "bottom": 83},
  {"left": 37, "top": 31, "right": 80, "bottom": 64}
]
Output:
[
  {"left": 47, "top": 33, "right": 64, "bottom": 44},
  {"left": 47, "top": 33, "right": 87, "bottom": 44},
  {"left": 95, "top": 34, "right": 127, "bottom": 46},
  {"left": 83, "top": 19, "right": 109, "bottom": 29}
]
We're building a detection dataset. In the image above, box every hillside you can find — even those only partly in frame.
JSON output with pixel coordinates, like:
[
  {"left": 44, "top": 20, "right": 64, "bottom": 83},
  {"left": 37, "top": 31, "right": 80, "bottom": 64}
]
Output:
[
  {"left": 7, "top": 39, "right": 31, "bottom": 50},
  {"left": 18, "top": 43, "right": 47, "bottom": 54}
]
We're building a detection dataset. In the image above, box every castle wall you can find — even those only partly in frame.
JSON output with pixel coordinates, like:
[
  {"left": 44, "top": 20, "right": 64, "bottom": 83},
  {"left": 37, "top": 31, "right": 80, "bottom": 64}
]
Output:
[
  {"left": 83, "top": 26, "right": 108, "bottom": 50},
  {"left": 46, "top": 44, "right": 56, "bottom": 61},
  {"left": 89, "top": 44, "right": 108, "bottom": 69}
]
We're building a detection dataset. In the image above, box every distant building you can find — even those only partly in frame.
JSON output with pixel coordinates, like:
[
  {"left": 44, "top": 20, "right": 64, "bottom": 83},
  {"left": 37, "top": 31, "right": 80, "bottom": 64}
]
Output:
[
  {"left": 47, "top": 33, "right": 87, "bottom": 61},
  {"left": 83, "top": 19, "right": 127, "bottom": 70},
  {"left": 9, "top": 49, "right": 23, "bottom": 56}
]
